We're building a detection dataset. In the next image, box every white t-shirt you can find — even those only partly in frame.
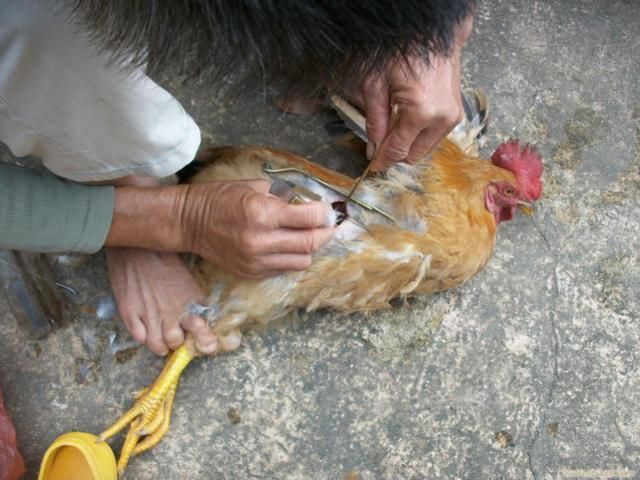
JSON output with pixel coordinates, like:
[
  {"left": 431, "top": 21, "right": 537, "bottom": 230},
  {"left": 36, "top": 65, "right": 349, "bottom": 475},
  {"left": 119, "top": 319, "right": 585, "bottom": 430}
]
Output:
[{"left": 0, "top": 0, "right": 201, "bottom": 182}]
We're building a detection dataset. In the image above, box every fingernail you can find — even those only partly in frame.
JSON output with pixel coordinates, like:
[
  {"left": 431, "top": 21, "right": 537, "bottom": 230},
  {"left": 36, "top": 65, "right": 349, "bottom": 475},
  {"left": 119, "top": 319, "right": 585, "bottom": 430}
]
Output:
[
  {"left": 221, "top": 333, "right": 242, "bottom": 351},
  {"left": 197, "top": 341, "right": 217, "bottom": 354},
  {"left": 366, "top": 142, "right": 376, "bottom": 160}
]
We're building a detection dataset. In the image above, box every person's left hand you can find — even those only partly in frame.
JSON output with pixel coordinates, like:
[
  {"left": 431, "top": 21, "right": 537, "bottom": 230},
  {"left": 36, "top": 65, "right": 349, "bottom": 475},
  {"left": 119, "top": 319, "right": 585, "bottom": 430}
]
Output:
[
  {"left": 352, "top": 15, "right": 474, "bottom": 171},
  {"left": 106, "top": 248, "right": 218, "bottom": 356}
]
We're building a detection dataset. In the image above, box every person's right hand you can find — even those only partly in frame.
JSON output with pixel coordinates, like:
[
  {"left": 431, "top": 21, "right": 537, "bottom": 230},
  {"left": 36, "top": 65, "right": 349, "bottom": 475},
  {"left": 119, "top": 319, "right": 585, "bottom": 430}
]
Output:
[
  {"left": 342, "top": 15, "right": 474, "bottom": 172},
  {"left": 180, "top": 179, "right": 335, "bottom": 278}
]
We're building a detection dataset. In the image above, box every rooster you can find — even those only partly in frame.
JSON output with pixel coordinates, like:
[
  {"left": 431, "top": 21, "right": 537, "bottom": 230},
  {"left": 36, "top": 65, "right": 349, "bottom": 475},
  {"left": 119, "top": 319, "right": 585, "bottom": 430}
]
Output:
[{"left": 97, "top": 93, "right": 544, "bottom": 473}]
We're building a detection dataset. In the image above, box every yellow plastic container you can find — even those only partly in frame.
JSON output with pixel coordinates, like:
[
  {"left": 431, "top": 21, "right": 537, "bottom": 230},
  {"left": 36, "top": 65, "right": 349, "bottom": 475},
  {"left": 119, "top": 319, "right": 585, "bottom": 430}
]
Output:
[{"left": 38, "top": 432, "right": 117, "bottom": 480}]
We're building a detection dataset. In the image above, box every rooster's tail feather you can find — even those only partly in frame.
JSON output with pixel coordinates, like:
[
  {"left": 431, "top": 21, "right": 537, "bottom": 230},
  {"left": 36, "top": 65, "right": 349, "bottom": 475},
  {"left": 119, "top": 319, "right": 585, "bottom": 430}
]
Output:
[
  {"left": 448, "top": 88, "right": 489, "bottom": 156},
  {"left": 175, "top": 146, "right": 240, "bottom": 183}
]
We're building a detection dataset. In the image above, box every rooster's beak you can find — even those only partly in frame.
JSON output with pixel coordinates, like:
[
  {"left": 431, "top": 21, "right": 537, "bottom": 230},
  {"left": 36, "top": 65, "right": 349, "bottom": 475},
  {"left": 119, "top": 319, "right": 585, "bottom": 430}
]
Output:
[{"left": 517, "top": 201, "right": 534, "bottom": 216}]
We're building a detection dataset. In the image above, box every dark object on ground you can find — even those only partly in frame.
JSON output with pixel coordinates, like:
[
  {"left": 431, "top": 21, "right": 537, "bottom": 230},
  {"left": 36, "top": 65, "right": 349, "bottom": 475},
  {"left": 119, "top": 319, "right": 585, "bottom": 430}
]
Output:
[{"left": 0, "top": 251, "right": 66, "bottom": 339}]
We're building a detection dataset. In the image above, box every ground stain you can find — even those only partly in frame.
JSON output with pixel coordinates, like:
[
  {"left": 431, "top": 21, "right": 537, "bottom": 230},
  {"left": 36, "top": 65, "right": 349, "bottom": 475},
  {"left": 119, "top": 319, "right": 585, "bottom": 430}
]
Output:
[
  {"left": 554, "top": 198, "right": 581, "bottom": 225},
  {"left": 227, "top": 406, "right": 241, "bottom": 425},
  {"left": 541, "top": 171, "right": 561, "bottom": 199},
  {"left": 290, "top": 351, "right": 312, "bottom": 375},
  {"left": 359, "top": 296, "right": 450, "bottom": 364},
  {"left": 598, "top": 190, "right": 632, "bottom": 206},
  {"left": 495, "top": 430, "right": 514, "bottom": 448},
  {"left": 553, "top": 107, "right": 609, "bottom": 170},
  {"left": 592, "top": 109, "right": 640, "bottom": 204},
  {"left": 523, "top": 110, "right": 550, "bottom": 145},
  {"left": 74, "top": 357, "right": 99, "bottom": 385},
  {"left": 595, "top": 254, "right": 639, "bottom": 317},
  {"left": 115, "top": 346, "right": 140, "bottom": 364}
]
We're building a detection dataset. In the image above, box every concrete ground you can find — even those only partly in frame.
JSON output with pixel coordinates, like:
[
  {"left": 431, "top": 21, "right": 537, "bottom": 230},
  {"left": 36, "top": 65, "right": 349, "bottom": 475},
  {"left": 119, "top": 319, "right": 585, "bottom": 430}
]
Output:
[{"left": 1, "top": 0, "right": 639, "bottom": 478}]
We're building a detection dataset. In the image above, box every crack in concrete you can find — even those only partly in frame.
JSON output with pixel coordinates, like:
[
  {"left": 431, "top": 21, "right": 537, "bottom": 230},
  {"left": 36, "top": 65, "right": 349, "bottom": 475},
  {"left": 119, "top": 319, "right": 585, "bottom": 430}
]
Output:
[
  {"left": 613, "top": 418, "right": 640, "bottom": 459},
  {"left": 525, "top": 215, "right": 561, "bottom": 480}
]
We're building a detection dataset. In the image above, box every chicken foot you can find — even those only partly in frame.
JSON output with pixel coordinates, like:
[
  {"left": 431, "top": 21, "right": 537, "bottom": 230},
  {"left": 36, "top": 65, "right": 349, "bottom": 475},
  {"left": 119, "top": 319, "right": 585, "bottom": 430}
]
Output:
[{"left": 97, "top": 340, "right": 197, "bottom": 474}]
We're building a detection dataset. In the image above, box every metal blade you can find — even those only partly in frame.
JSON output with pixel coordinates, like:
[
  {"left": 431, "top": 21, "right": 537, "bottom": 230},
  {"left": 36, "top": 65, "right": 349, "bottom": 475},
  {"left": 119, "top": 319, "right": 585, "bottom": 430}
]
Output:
[
  {"left": 329, "top": 95, "right": 368, "bottom": 143},
  {"left": 329, "top": 95, "right": 372, "bottom": 203}
]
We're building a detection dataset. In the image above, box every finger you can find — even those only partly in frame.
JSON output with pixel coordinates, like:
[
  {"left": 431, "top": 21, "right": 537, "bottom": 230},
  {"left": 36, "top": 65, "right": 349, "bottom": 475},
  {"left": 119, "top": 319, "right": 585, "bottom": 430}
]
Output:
[
  {"left": 425, "top": 115, "right": 461, "bottom": 158},
  {"left": 363, "top": 76, "right": 391, "bottom": 150},
  {"left": 236, "top": 253, "right": 310, "bottom": 277},
  {"left": 162, "top": 320, "right": 185, "bottom": 351},
  {"left": 219, "top": 329, "right": 242, "bottom": 352},
  {"left": 259, "top": 227, "right": 334, "bottom": 255},
  {"left": 244, "top": 179, "right": 273, "bottom": 194},
  {"left": 403, "top": 100, "right": 464, "bottom": 164},
  {"left": 404, "top": 129, "right": 441, "bottom": 165},
  {"left": 225, "top": 253, "right": 282, "bottom": 278},
  {"left": 145, "top": 325, "right": 169, "bottom": 356},
  {"left": 257, "top": 253, "right": 314, "bottom": 272},
  {"left": 195, "top": 329, "right": 218, "bottom": 356},
  {"left": 370, "top": 118, "right": 421, "bottom": 171},
  {"left": 123, "top": 314, "right": 147, "bottom": 344},
  {"left": 233, "top": 268, "right": 282, "bottom": 279},
  {"left": 181, "top": 316, "right": 217, "bottom": 355},
  {"left": 275, "top": 201, "right": 334, "bottom": 229}
]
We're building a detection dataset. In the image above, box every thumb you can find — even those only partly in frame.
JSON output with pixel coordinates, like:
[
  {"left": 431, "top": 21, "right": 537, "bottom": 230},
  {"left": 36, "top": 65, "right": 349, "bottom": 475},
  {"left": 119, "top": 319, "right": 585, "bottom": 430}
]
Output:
[
  {"left": 370, "top": 118, "right": 419, "bottom": 172},
  {"left": 244, "top": 179, "right": 273, "bottom": 194},
  {"left": 276, "top": 200, "right": 335, "bottom": 229}
]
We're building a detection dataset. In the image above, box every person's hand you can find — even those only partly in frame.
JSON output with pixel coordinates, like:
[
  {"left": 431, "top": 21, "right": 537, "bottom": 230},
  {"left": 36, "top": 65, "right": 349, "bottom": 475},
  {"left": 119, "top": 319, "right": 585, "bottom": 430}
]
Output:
[
  {"left": 105, "top": 177, "right": 335, "bottom": 278},
  {"left": 354, "top": 16, "right": 474, "bottom": 171},
  {"left": 180, "top": 179, "right": 335, "bottom": 278},
  {"left": 106, "top": 248, "right": 218, "bottom": 356},
  {"left": 362, "top": 51, "right": 463, "bottom": 170}
]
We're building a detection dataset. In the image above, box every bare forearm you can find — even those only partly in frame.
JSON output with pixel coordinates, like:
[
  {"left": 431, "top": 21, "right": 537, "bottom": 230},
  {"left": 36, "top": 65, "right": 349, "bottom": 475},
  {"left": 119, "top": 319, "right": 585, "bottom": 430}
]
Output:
[
  {"left": 104, "top": 172, "right": 334, "bottom": 278},
  {"left": 104, "top": 183, "right": 189, "bottom": 252}
]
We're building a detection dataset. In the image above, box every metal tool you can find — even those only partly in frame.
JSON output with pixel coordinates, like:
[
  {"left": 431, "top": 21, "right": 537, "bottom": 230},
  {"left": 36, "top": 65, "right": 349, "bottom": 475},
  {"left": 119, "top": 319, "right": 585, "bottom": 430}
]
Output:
[
  {"left": 263, "top": 164, "right": 397, "bottom": 224},
  {"left": 329, "top": 95, "right": 371, "bottom": 203},
  {"left": 329, "top": 95, "right": 368, "bottom": 142},
  {"left": 269, "top": 177, "right": 323, "bottom": 205},
  {"left": 329, "top": 95, "right": 400, "bottom": 205},
  {"left": 267, "top": 175, "right": 370, "bottom": 230}
]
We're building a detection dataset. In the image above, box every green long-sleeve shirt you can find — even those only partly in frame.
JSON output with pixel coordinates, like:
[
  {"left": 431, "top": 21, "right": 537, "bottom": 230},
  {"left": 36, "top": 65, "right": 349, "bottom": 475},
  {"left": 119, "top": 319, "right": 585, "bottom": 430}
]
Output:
[{"left": 0, "top": 163, "right": 114, "bottom": 253}]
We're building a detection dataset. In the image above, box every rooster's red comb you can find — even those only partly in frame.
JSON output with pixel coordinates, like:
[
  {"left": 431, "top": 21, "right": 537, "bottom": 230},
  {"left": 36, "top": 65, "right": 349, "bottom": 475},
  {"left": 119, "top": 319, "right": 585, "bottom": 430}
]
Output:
[{"left": 491, "top": 140, "right": 544, "bottom": 201}]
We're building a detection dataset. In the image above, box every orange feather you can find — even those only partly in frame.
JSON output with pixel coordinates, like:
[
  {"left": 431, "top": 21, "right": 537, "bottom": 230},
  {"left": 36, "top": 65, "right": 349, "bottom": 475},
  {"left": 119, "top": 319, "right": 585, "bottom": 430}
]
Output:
[{"left": 187, "top": 137, "right": 524, "bottom": 337}]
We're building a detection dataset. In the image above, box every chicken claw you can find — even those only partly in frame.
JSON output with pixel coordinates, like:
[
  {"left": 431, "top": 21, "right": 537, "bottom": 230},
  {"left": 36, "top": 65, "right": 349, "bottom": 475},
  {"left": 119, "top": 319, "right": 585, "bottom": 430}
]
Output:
[{"left": 97, "top": 342, "right": 196, "bottom": 474}]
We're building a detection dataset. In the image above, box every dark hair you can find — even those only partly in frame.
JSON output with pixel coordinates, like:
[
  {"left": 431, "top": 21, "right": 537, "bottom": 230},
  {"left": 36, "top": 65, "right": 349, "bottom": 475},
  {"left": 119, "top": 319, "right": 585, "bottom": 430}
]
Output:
[{"left": 68, "top": 0, "right": 475, "bottom": 98}]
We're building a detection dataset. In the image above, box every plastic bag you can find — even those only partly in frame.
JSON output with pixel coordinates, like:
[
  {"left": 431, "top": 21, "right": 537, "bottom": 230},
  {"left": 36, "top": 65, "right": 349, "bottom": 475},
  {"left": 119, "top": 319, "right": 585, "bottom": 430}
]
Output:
[{"left": 0, "top": 388, "right": 25, "bottom": 480}]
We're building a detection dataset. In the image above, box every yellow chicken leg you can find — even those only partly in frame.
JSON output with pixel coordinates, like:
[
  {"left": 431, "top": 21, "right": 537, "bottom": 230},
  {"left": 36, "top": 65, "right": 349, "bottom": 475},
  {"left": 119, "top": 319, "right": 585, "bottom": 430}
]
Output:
[{"left": 97, "top": 339, "right": 198, "bottom": 474}]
